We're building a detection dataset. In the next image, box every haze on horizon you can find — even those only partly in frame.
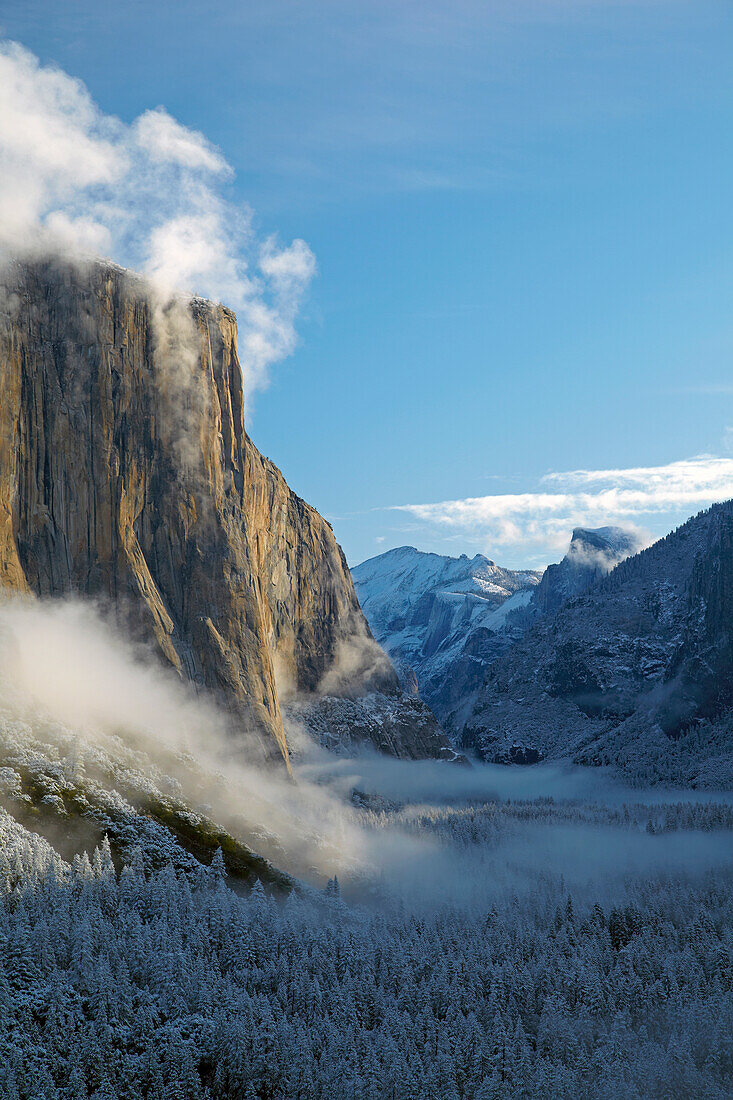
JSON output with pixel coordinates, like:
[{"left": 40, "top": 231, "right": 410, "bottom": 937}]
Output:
[{"left": 1, "top": 1, "right": 733, "bottom": 569}]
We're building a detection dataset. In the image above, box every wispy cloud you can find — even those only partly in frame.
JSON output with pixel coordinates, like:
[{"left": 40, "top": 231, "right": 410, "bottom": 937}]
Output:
[
  {"left": 393, "top": 455, "right": 733, "bottom": 559},
  {"left": 542, "top": 455, "right": 733, "bottom": 503},
  {"left": 0, "top": 41, "right": 315, "bottom": 393}
]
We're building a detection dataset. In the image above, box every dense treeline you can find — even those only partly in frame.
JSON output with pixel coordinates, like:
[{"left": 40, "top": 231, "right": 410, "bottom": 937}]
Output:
[
  {"left": 599, "top": 500, "right": 730, "bottom": 596},
  {"left": 1, "top": 799, "right": 731, "bottom": 1100}
]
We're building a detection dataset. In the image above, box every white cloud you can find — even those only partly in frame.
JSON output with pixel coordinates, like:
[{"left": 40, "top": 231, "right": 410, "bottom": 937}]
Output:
[
  {"left": 542, "top": 456, "right": 733, "bottom": 503},
  {"left": 0, "top": 41, "right": 315, "bottom": 394},
  {"left": 133, "top": 107, "right": 231, "bottom": 174},
  {"left": 260, "top": 236, "right": 317, "bottom": 290},
  {"left": 0, "top": 42, "right": 123, "bottom": 249},
  {"left": 393, "top": 455, "right": 733, "bottom": 561}
]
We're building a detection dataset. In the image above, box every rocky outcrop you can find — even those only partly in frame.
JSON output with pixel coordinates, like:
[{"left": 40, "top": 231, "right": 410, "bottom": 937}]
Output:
[
  {"left": 532, "top": 526, "right": 641, "bottom": 616},
  {"left": 464, "top": 502, "right": 733, "bottom": 787},
  {"left": 285, "top": 692, "right": 463, "bottom": 760},
  {"left": 0, "top": 257, "right": 423, "bottom": 767}
]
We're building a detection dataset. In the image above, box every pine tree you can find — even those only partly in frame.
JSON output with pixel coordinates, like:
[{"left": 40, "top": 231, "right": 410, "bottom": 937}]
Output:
[{"left": 210, "top": 847, "right": 227, "bottom": 881}]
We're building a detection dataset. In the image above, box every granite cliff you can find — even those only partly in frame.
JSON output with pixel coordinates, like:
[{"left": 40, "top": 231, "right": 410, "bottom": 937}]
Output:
[
  {"left": 532, "top": 526, "right": 642, "bottom": 616},
  {"left": 0, "top": 258, "right": 448, "bottom": 767}
]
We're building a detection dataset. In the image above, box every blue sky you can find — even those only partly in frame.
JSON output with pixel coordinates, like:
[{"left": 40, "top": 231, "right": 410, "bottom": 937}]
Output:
[{"left": 2, "top": 0, "right": 733, "bottom": 567}]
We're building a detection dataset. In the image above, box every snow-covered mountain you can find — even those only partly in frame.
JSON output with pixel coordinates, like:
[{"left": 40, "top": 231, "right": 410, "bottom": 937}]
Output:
[
  {"left": 465, "top": 501, "right": 733, "bottom": 787},
  {"left": 353, "top": 529, "right": 645, "bottom": 743},
  {"left": 352, "top": 547, "right": 542, "bottom": 736}
]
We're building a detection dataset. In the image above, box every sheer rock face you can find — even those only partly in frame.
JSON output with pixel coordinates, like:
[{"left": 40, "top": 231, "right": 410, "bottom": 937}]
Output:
[{"left": 0, "top": 258, "right": 399, "bottom": 766}]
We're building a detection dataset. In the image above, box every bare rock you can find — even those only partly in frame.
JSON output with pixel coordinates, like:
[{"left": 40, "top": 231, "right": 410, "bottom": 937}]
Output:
[{"left": 0, "top": 257, "right": 407, "bottom": 766}]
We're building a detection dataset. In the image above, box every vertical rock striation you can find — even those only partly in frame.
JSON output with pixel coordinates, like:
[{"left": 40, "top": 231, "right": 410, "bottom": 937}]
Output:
[{"left": 0, "top": 257, "right": 404, "bottom": 766}]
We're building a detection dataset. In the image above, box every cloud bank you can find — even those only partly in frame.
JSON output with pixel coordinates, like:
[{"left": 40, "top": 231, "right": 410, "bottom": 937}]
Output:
[
  {"left": 393, "top": 455, "right": 733, "bottom": 560},
  {"left": 0, "top": 40, "right": 315, "bottom": 393}
]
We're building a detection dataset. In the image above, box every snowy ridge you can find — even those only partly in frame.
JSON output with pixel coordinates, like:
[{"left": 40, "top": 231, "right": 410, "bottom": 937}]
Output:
[
  {"left": 352, "top": 529, "right": 646, "bottom": 744},
  {"left": 352, "top": 547, "right": 542, "bottom": 737},
  {"left": 0, "top": 704, "right": 294, "bottom": 889},
  {"left": 353, "top": 546, "right": 540, "bottom": 637},
  {"left": 466, "top": 500, "right": 733, "bottom": 787},
  {"left": 533, "top": 526, "right": 644, "bottom": 616}
]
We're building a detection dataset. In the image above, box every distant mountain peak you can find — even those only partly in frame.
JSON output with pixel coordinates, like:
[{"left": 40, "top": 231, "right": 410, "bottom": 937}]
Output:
[
  {"left": 465, "top": 500, "right": 733, "bottom": 787},
  {"left": 534, "top": 524, "right": 642, "bottom": 616},
  {"left": 568, "top": 525, "right": 642, "bottom": 562},
  {"left": 353, "top": 526, "right": 651, "bottom": 749},
  {"left": 352, "top": 546, "right": 542, "bottom": 738}
]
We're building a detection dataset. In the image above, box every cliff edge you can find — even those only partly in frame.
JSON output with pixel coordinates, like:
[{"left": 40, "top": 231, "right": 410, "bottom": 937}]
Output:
[{"left": 0, "top": 258, "right": 438, "bottom": 766}]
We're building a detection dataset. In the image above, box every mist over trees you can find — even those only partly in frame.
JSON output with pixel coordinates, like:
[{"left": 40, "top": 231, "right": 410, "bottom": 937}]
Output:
[
  {"left": 1, "top": 796, "right": 731, "bottom": 1100},
  {"left": 1, "top": 20, "right": 733, "bottom": 1100}
]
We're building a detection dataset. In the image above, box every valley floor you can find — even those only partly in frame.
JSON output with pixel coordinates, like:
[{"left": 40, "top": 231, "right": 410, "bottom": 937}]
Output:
[{"left": 1, "top": 781, "right": 732, "bottom": 1100}]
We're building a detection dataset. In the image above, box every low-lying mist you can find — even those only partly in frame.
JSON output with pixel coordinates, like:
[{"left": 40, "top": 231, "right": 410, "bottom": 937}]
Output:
[
  {"left": 1, "top": 594, "right": 731, "bottom": 913},
  {"left": 304, "top": 750, "right": 733, "bottom": 807},
  {"left": 0, "top": 595, "right": 372, "bottom": 881}
]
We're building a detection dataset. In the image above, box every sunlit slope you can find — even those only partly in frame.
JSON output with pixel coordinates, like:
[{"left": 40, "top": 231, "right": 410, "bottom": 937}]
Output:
[{"left": 0, "top": 258, "right": 416, "bottom": 766}]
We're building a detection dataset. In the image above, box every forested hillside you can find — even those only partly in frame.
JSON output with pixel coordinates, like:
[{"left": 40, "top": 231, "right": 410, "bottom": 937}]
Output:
[
  {"left": 466, "top": 502, "right": 733, "bottom": 787},
  {"left": 1, "top": 796, "right": 731, "bottom": 1099}
]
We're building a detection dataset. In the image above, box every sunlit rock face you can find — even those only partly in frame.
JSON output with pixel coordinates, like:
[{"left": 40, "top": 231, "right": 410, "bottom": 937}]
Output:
[{"left": 0, "top": 257, "right": 423, "bottom": 766}]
